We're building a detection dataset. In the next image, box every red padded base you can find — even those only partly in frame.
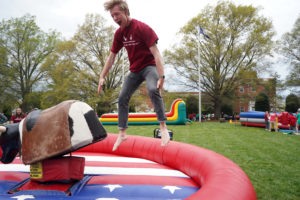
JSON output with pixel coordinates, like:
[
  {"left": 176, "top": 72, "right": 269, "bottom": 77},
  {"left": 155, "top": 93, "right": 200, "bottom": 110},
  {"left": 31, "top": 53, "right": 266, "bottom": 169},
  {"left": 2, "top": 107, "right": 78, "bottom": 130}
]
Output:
[{"left": 30, "top": 156, "right": 85, "bottom": 182}]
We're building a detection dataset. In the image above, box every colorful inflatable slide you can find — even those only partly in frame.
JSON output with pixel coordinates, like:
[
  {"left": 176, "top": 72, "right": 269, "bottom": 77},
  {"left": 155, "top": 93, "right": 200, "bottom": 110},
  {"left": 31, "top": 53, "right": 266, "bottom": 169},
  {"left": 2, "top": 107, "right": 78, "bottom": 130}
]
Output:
[
  {"left": 100, "top": 99, "right": 187, "bottom": 125},
  {"left": 240, "top": 111, "right": 291, "bottom": 129}
]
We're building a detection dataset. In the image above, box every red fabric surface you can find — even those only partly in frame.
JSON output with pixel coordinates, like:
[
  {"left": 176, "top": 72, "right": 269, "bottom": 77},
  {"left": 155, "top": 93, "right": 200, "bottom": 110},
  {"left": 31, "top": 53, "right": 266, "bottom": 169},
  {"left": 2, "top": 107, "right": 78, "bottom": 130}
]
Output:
[
  {"left": 78, "top": 134, "right": 257, "bottom": 200},
  {"left": 30, "top": 156, "right": 85, "bottom": 182}
]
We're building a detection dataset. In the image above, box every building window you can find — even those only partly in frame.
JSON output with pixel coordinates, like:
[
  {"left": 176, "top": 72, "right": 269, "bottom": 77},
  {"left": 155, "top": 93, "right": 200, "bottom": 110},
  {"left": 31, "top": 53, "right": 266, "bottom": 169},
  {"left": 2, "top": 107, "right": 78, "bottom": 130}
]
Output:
[
  {"left": 249, "top": 101, "right": 255, "bottom": 111},
  {"left": 251, "top": 87, "right": 256, "bottom": 92},
  {"left": 239, "top": 86, "right": 244, "bottom": 93},
  {"left": 240, "top": 106, "right": 245, "bottom": 112}
]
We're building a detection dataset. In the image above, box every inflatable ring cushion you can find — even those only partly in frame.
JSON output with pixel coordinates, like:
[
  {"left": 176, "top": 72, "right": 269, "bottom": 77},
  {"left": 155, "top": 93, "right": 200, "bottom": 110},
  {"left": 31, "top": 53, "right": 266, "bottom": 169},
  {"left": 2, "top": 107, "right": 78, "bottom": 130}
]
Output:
[
  {"left": 0, "top": 134, "right": 256, "bottom": 199},
  {"left": 78, "top": 134, "right": 257, "bottom": 199}
]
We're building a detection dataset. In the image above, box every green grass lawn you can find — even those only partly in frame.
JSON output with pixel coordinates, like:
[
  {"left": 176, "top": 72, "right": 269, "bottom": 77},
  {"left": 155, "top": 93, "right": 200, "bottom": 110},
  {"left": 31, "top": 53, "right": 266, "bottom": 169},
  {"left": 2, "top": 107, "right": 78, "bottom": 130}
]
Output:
[{"left": 104, "top": 122, "right": 300, "bottom": 200}]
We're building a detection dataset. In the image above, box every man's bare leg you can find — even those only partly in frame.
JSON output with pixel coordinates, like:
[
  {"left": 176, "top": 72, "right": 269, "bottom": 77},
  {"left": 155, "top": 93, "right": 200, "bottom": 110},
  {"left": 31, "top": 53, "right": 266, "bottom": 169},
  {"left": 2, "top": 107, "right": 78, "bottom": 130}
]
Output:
[
  {"left": 160, "top": 122, "right": 170, "bottom": 146},
  {"left": 112, "top": 129, "right": 128, "bottom": 151}
]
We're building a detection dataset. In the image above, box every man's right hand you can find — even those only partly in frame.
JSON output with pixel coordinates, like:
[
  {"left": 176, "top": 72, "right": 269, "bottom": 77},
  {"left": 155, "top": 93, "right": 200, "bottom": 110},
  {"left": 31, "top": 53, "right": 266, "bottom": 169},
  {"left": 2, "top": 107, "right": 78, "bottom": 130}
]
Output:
[{"left": 97, "top": 77, "right": 105, "bottom": 95}]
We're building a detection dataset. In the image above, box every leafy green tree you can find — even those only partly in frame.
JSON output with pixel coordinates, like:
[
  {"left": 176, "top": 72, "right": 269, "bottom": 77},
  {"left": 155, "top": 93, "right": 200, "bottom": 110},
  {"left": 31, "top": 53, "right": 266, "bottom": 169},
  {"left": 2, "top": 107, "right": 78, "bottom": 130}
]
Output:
[
  {"left": 0, "top": 46, "right": 16, "bottom": 112},
  {"left": 255, "top": 92, "right": 270, "bottom": 111},
  {"left": 0, "top": 14, "right": 58, "bottom": 111},
  {"left": 280, "top": 14, "right": 300, "bottom": 91},
  {"left": 42, "top": 14, "right": 128, "bottom": 113},
  {"left": 163, "top": 92, "right": 182, "bottom": 111},
  {"left": 41, "top": 40, "right": 84, "bottom": 108},
  {"left": 24, "top": 91, "right": 44, "bottom": 111},
  {"left": 185, "top": 95, "right": 198, "bottom": 116},
  {"left": 285, "top": 94, "right": 299, "bottom": 113},
  {"left": 164, "top": 1, "right": 274, "bottom": 119},
  {"left": 73, "top": 14, "right": 128, "bottom": 111}
]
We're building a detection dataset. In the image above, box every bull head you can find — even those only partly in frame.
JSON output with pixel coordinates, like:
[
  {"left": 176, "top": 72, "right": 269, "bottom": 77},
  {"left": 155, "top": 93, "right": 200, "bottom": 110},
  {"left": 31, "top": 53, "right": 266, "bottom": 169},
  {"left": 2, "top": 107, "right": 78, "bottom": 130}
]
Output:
[{"left": 0, "top": 124, "right": 20, "bottom": 163}]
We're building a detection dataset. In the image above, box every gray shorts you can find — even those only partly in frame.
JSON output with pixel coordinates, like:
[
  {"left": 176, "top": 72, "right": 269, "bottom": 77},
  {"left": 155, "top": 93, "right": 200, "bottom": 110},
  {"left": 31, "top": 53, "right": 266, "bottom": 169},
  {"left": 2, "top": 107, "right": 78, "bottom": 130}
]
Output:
[{"left": 118, "top": 66, "right": 167, "bottom": 129}]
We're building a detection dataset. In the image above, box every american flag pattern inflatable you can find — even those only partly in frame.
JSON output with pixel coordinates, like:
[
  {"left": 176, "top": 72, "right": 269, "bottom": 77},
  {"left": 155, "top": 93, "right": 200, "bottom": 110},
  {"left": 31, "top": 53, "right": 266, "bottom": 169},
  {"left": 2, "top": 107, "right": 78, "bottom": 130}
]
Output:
[{"left": 0, "top": 151, "right": 199, "bottom": 199}]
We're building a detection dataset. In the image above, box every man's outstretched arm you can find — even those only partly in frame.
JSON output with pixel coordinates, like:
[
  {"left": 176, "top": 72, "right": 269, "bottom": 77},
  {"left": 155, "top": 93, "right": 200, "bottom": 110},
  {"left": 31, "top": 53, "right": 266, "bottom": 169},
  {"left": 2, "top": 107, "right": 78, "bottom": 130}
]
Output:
[{"left": 98, "top": 52, "right": 117, "bottom": 94}]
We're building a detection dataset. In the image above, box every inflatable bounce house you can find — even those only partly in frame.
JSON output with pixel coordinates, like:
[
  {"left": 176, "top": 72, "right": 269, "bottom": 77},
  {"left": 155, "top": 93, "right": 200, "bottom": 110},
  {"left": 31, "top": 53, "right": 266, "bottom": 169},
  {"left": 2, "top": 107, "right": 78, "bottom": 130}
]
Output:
[
  {"left": 240, "top": 111, "right": 292, "bottom": 129},
  {"left": 0, "top": 100, "right": 257, "bottom": 199},
  {"left": 100, "top": 99, "right": 187, "bottom": 125}
]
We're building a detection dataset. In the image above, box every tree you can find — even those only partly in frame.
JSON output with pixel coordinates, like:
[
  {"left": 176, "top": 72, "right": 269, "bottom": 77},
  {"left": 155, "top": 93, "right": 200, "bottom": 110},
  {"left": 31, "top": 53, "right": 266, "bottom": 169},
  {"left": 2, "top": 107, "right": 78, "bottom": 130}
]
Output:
[
  {"left": 163, "top": 1, "right": 274, "bottom": 119},
  {"left": 24, "top": 91, "right": 44, "bottom": 111},
  {"left": 280, "top": 14, "right": 300, "bottom": 92},
  {"left": 262, "top": 72, "right": 285, "bottom": 111},
  {"left": 40, "top": 40, "right": 85, "bottom": 109},
  {"left": 0, "top": 14, "right": 58, "bottom": 111},
  {"left": 41, "top": 14, "right": 128, "bottom": 113},
  {"left": 73, "top": 14, "right": 128, "bottom": 112},
  {"left": 285, "top": 94, "right": 299, "bottom": 113},
  {"left": 185, "top": 95, "right": 198, "bottom": 116},
  {"left": 163, "top": 92, "right": 182, "bottom": 111},
  {"left": 255, "top": 92, "right": 270, "bottom": 111},
  {"left": 0, "top": 44, "right": 16, "bottom": 112},
  {"left": 221, "top": 103, "right": 233, "bottom": 115}
]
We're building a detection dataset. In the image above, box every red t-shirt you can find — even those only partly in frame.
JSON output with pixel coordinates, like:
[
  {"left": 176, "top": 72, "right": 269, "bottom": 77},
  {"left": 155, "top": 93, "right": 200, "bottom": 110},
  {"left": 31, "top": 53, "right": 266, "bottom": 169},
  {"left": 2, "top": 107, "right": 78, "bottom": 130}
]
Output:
[
  {"left": 10, "top": 114, "right": 25, "bottom": 123},
  {"left": 264, "top": 113, "right": 269, "bottom": 121},
  {"left": 111, "top": 19, "right": 158, "bottom": 72},
  {"left": 270, "top": 113, "right": 277, "bottom": 122}
]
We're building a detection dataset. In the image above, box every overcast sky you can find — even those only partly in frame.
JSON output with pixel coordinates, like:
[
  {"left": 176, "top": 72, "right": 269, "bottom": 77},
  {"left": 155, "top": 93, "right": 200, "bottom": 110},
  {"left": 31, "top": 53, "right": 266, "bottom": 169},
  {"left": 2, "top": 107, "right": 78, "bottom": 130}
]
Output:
[
  {"left": 1, "top": 0, "right": 299, "bottom": 48},
  {"left": 1, "top": 0, "right": 299, "bottom": 91}
]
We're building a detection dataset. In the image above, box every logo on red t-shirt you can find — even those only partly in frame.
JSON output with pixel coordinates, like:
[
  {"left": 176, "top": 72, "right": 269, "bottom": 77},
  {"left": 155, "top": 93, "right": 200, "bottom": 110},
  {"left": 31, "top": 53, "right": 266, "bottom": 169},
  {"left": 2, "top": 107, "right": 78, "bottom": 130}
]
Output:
[{"left": 123, "top": 34, "right": 140, "bottom": 47}]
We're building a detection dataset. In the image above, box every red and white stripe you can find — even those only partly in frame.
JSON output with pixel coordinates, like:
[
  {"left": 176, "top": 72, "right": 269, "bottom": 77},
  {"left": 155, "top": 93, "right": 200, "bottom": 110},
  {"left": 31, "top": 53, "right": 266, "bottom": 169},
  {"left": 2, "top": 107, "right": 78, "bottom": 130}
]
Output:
[{"left": 0, "top": 153, "right": 197, "bottom": 187}]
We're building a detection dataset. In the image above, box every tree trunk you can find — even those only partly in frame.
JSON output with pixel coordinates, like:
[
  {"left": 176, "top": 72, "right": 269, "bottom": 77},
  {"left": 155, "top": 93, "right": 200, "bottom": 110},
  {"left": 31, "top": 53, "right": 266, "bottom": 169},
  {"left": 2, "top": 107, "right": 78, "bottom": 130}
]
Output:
[{"left": 214, "top": 97, "right": 222, "bottom": 120}]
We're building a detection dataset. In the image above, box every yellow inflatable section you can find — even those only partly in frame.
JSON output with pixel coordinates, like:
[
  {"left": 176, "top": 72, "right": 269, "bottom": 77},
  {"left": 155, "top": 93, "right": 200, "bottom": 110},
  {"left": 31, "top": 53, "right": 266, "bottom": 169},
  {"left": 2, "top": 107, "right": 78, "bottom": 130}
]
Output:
[{"left": 99, "top": 99, "right": 187, "bottom": 125}]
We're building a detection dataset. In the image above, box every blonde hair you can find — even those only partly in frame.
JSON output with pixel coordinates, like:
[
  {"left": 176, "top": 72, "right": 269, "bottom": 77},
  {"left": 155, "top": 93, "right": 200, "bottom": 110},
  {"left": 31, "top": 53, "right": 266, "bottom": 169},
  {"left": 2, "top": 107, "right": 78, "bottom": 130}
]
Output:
[{"left": 104, "top": 0, "right": 130, "bottom": 15}]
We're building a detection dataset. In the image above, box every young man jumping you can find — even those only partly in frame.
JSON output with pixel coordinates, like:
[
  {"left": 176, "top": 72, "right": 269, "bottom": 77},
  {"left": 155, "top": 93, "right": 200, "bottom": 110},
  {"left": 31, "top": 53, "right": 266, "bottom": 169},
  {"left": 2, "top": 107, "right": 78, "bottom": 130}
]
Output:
[{"left": 98, "top": 0, "right": 170, "bottom": 151}]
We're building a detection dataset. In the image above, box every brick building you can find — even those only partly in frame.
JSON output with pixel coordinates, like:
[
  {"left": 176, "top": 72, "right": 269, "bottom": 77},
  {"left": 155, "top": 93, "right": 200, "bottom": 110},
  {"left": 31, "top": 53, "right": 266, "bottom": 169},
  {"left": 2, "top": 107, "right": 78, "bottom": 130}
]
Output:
[
  {"left": 233, "top": 78, "right": 276, "bottom": 113},
  {"left": 132, "top": 78, "right": 276, "bottom": 115}
]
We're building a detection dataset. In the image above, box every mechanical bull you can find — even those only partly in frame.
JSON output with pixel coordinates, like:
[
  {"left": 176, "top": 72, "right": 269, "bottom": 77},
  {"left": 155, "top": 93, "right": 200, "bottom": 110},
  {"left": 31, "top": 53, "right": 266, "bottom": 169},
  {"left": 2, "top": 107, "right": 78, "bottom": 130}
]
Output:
[{"left": 0, "top": 100, "right": 107, "bottom": 165}]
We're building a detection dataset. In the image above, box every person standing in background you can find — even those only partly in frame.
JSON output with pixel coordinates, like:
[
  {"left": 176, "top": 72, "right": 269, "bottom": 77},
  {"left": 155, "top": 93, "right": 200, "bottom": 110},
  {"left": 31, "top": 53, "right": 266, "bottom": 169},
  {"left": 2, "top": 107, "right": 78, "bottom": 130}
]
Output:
[
  {"left": 264, "top": 111, "right": 269, "bottom": 130},
  {"left": 0, "top": 113, "right": 8, "bottom": 124},
  {"left": 296, "top": 109, "right": 300, "bottom": 134},
  {"left": 269, "top": 112, "right": 277, "bottom": 132},
  {"left": 10, "top": 108, "right": 26, "bottom": 124}
]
